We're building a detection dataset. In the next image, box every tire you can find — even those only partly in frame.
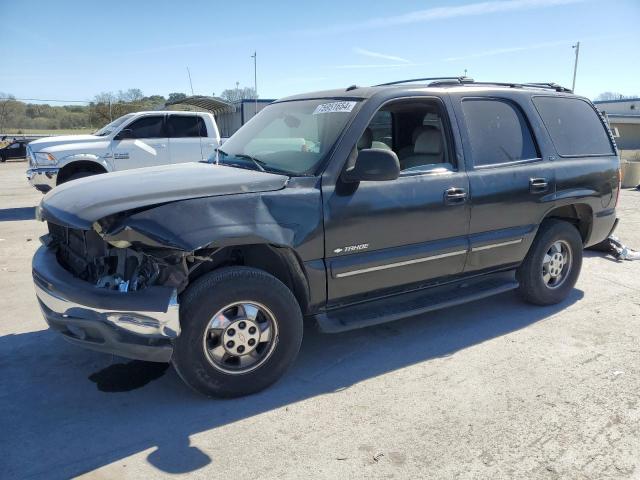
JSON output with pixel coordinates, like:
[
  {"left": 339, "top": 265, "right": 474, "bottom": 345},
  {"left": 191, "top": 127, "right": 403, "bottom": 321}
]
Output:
[
  {"left": 63, "top": 170, "right": 98, "bottom": 184},
  {"left": 172, "top": 266, "right": 303, "bottom": 398},
  {"left": 516, "top": 219, "right": 583, "bottom": 305},
  {"left": 0, "top": 154, "right": 5, "bottom": 163}
]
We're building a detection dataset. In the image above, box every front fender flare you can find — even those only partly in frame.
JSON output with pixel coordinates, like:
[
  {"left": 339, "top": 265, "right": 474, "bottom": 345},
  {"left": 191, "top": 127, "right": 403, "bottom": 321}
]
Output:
[{"left": 58, "top": 153, "right": 111, "bottom": 172}]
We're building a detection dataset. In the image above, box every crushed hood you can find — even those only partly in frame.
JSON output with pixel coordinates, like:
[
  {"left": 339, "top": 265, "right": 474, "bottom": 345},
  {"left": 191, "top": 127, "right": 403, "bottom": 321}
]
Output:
[{"left": 39, "top": 163, "right": 288, "bottom": 229}]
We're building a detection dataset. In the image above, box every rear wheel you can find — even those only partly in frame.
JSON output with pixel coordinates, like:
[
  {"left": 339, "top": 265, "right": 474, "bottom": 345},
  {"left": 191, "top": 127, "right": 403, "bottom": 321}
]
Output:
[
  {"left": 172, "top": 266, "right": 303, "bottom": 398},
  {"left": 517, "top": 220, "right": 583, "bottom": 305}
]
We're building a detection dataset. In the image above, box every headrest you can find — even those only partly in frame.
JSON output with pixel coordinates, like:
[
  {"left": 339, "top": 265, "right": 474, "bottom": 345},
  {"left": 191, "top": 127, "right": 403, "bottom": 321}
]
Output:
[
  {"left": 357, "top": 128, "right": 373, "bottom": 150},
  {"left": 414, "top": 128, "right": 442, "bottom": 155},
  {"left": 412, "top": 125, "right": 431, "bottom": 143}
]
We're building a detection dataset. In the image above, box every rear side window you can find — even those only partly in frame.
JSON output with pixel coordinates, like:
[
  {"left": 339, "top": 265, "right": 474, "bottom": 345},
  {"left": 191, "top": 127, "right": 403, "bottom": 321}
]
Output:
[
  {"left": 167, "top": 115, "right": 201, "bottom": 138},
  {"left": 532, "top": 96, "right": 614, "bottom": 156},
  {"left": 126, "top": 116, "right": 165, "bottom": 138},
  {"left": 462, "top": 99, "right": 538, "bottom": 166}
]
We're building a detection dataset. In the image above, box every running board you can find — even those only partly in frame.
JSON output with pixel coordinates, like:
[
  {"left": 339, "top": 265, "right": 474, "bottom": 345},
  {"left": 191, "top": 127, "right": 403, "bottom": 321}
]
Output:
[{"left": 314, "top": 271, "right": 519, "bottom": 333}]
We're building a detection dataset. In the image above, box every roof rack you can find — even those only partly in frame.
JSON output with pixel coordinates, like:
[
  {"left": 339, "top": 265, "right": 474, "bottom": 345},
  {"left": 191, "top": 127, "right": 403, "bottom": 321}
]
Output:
[
  {"left": 520, "top": 82, "right": 573, "bottom": 93},
  {"left": 375, "top": 76, "right": 473, "bottom": 86},
  {"left": 374, "top": 77, "right": 572, "bottom": 93}
]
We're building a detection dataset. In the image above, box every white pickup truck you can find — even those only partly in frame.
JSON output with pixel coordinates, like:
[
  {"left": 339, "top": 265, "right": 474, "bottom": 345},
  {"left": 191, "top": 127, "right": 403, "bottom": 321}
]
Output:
[{"left": 26, "top": 111, "right": 220, "bottom": 192}]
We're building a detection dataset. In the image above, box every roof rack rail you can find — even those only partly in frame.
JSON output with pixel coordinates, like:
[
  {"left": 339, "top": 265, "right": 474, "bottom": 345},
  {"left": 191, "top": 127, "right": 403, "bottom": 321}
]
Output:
[
  {"left": 375, "top": 76, "right": 473, "bottom": 86},
  {"left": 374, "top": 77, "right": 573, "bottom": 93},
  {"left": 520, "top": 82, "right": 573, "bottom": 93}
]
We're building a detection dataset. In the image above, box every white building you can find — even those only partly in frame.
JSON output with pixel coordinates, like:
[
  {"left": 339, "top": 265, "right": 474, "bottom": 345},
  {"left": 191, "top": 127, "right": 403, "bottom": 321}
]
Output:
[{"left": 593, "top": 98, "right": 640, "bottom": 150}]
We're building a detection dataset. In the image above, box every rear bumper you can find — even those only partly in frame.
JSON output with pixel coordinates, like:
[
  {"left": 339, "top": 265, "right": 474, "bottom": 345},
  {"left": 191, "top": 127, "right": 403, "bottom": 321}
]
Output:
[
  {"left": 27, "top": 168, "right": 58, "bottom": 193},
  {"left": 32, "top": 246, "right": 180, "bottom": 362}
]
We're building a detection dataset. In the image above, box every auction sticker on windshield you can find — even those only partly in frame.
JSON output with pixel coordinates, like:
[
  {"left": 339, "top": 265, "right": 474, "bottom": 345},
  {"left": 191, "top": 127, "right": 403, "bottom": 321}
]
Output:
[{"left": 313, "top": 101, "right": 357, "bottom": 115}]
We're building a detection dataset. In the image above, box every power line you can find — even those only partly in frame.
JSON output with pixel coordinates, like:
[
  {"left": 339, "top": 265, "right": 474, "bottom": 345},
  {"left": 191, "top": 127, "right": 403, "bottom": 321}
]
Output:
[{"left": 0, "top": 97, "right": 90, "bottom": 104}]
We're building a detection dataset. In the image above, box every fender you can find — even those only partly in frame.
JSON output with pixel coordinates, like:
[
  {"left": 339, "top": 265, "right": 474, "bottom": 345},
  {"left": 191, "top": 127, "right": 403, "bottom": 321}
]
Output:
[
  {"left": 58, "top": 153, "right": 112, "bottom": 172},
  {"left": 100, "top": 179, "right": 325, "bottom": 262}
]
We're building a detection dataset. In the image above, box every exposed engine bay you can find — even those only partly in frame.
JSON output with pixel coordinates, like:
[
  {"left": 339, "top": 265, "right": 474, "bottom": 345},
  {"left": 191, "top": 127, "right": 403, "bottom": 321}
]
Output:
[{"left": 46, "top": 222, "right": 191, "bottom": 292}]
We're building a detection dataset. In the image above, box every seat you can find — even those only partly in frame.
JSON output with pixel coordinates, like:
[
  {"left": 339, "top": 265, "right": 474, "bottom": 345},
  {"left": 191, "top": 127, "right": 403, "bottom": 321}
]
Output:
[
  {"left": 398, "top": 125, "right": 434, "bottom": 160},
  {"left": 400, "top": 127, "right": 444, "bottom": 170}
]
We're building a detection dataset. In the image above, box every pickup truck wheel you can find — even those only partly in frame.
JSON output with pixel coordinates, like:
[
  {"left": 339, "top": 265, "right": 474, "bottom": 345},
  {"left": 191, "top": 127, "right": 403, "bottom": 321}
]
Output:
[
  {"left": 172, "top": 266, "right": 303, "bottom": 398},
  {"left": 517, "top": 219, "right": 582, "bottom": 305},
  {"left": 64, "top": 171, "right": 97, "bottom": 183}
]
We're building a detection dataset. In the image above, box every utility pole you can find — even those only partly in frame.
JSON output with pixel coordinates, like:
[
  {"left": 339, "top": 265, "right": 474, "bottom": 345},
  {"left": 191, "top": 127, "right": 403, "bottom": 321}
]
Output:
[
  {"left": 571, "top": 42, "right": 580, "bottom": 92},
  {"left": 251, "top": 51, "right": 258, "bottom": 115},
  {"left": 187, "top": 67, "right": 194, "bottom": 95}
]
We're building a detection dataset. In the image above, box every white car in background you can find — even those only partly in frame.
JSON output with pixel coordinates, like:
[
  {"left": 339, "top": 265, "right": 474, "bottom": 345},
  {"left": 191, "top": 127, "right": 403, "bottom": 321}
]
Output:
[{"left": 26, "top": 111, "right": 220, "bottom": 192}]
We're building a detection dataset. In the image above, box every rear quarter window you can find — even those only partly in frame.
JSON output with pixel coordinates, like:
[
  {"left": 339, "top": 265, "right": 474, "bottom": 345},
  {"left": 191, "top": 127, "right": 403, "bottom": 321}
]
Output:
[
  {"left": 532, "top": 96, "right": 614, "bottom": 156},
  {"left": 461, "top": 98, "right": 539, "bottom": 166}
]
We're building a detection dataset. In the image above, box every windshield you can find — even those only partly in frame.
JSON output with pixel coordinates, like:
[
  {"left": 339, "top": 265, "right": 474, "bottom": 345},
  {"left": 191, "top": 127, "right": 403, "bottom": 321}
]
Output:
[
  {"left": 93, "top": 113, "right": 135, "bottom": 136},
  {"left": 212, "top": 99, "right": 362, "bottom": 175}
]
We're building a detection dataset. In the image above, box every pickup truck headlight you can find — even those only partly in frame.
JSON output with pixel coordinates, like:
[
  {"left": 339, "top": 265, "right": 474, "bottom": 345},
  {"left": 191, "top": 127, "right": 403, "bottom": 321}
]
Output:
[{"left": 34, "top": 152, "right": 57, "bottom": 166}]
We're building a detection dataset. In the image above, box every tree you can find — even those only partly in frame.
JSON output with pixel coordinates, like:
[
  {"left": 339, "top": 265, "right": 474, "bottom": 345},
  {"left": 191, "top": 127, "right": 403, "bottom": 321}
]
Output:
[
  {"left": 167, "top": 92, "right": 188, "bottom": 103},
  {"left": 220, "top": 86, "right": 258, "bottom": 102},
  {"left": 0, "top": 92, "right": 16, "bottom": 133},
  {"left": 118, "top": 88, "right": 144, "bottom": 103}
]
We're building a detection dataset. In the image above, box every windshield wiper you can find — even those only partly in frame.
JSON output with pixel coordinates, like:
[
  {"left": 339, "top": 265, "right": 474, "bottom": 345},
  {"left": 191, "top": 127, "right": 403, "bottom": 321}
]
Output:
[
  {"left": 215, "top": 149, "right": 267, "bottom": 172},
  {"left": 233, "top": 154, "right": 267, "bottom": 172}
]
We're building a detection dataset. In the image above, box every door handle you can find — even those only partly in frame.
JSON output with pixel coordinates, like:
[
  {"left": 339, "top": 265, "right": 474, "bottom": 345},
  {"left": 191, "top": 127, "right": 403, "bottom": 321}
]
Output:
[
  {"left": 444, "top": 187, "right": 467, "bottom": 205},
  {"left": 529, "top": 177, "right": 549, "bottom": 193}
]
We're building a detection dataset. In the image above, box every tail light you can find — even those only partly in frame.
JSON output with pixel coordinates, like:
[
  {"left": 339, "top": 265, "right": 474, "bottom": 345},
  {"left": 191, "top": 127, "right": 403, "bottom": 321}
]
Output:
[{"left": 614, "top": 162, "right": 622, "bottom": 208}]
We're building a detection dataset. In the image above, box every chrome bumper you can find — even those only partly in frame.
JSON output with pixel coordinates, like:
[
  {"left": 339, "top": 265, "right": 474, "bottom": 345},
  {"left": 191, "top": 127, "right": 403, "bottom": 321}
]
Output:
[
  {"left": 32, "top": 246, "right": 180, "bottom": 362},
  {"left": 27, "top": 167, "right": 59, "bottom": 193}
]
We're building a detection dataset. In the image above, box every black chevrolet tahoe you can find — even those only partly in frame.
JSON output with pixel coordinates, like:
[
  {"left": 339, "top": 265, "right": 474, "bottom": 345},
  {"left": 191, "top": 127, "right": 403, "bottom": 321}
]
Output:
[{"left": 32, "top": 77, "right": 620, "bottom": 397}]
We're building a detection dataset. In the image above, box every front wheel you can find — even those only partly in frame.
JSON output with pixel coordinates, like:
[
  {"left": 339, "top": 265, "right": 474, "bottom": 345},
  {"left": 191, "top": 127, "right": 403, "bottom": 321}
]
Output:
[
  {"left": 63, "top": 170, "right": 99, "bottom": 184},
  {"left": 517, "top": 219, "right": 583, "bottom": 305},
  {"left": 172, "top": 267, "right": 303, "bottom": 398}
]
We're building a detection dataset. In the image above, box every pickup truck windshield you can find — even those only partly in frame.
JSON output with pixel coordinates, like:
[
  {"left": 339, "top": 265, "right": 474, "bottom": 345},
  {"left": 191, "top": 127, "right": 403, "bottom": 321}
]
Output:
[
  {"left": 213, "top": 99, "right": 362, "bottom": 175},
  {"left": 93, "top": 113, "right": 135, "bottom": 136}
]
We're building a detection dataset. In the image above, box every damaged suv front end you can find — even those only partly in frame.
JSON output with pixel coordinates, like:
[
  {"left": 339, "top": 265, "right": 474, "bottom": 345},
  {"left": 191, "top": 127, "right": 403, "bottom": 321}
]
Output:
[
  {"left": 32, "top": 161, "right": 293, "bottom": 362},
  {"left": 33, "top": 220, "right": 184, "bottom": 362}
]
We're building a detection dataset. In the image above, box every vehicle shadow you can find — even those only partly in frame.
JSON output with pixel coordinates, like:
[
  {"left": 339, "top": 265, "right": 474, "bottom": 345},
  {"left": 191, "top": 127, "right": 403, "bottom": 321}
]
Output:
[
  {"left": 1, "top": 289, "right": 583, "bottom": 479},
  {"left": 0, "top": 206, "right": 35, "bottom": 222}
]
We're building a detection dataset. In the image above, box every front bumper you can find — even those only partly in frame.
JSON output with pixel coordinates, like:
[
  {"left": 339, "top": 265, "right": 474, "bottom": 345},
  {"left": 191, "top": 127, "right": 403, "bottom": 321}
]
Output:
[
  {"left": 27, "top": 167, "right": 59, "bottom": 193},
  {"left": 32, "top": 246, "right": 180, "bottom": 362}
]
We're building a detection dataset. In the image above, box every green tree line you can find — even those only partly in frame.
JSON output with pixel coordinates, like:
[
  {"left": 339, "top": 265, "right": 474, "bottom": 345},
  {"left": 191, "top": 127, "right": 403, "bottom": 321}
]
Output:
[
  {"left": 0, "top": 86, "right": 258, "bottom": 133},
  {"left": 0, "top": 90, "right": 190, "bottom": 133}
]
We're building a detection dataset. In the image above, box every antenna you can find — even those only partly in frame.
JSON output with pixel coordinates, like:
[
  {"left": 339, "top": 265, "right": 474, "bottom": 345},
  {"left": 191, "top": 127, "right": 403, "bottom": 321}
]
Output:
[
  {"left": 187, "top": 67, "right": 194, "bottom": 95},
  {"left": 571, "top": 42, "right": 580, "bottom": 92},
  {"left": 251, "top": 51, "right": 258, "bottom": 115}
]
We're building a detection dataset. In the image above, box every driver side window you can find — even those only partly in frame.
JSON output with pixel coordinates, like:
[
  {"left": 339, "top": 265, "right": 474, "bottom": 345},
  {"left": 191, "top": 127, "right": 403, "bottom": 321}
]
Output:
[
  {"left": 357, "top": 99, "right": 455, "bottom": 174},
  {"left": 125, "top": 116, "right": 165, "bottom": 139}
]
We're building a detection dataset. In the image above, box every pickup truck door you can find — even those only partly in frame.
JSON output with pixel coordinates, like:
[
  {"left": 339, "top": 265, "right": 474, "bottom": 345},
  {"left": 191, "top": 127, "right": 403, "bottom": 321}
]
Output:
[
  {"left": 167, "top": 114, "right": 207, "bottom": 163},
  {"left": 322, "top": 96, "right": 470, "bottom": 305},
  {"left": 448, "top": 93, "right": 556, "bottom": 273},
  {"left": 111, "top": 115, "right": 170, "bottom": 170}
]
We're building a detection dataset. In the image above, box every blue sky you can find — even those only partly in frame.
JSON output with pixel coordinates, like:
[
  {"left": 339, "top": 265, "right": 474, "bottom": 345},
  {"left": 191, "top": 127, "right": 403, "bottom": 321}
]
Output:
[{"left": 1, "top": 0, "right": 638, "bottom": 103}]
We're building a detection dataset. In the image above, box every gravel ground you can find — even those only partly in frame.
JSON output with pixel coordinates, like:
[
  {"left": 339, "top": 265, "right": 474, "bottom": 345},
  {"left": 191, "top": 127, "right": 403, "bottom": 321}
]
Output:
[{"left": 1, "top": 160, "right": 639, "bottom": 480}]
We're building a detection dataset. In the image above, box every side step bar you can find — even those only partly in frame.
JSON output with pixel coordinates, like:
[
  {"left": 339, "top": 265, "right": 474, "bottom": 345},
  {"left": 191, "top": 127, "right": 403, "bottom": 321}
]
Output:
[{"left": 314, "top": 271, "right": 519, "bottom": 333}]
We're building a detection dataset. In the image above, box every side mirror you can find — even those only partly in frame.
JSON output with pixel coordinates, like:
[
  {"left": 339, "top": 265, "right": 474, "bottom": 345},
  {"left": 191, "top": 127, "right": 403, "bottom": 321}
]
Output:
[
  {"left": 115, "top": 128, "right": 134, "bottom": 140},
  {"left": 342, "top": 148, "right": 400, "bottom": 182}
]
